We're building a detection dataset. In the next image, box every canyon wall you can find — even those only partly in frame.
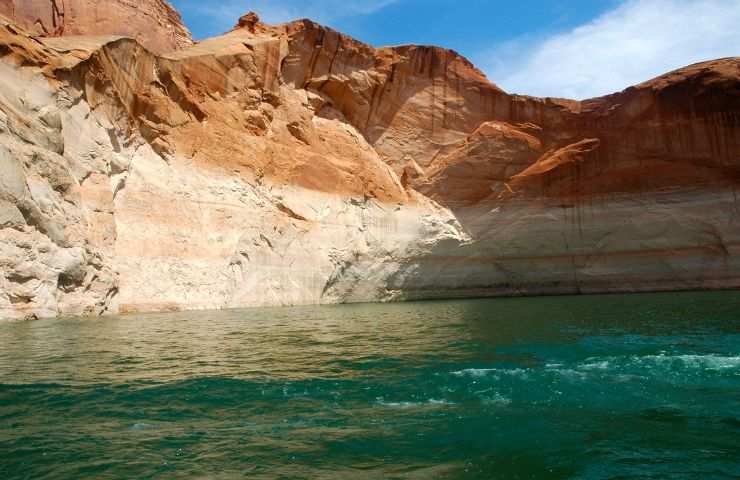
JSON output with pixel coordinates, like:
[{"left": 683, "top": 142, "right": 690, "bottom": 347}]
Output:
[
  {"left": 0, "top": 0, "right": 192, "bottom": 53},
  {"left": 0, "top": 5, "right": 738, "bottom": 320}
]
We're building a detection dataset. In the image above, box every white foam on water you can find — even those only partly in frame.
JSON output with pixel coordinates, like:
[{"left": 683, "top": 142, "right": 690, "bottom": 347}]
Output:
[
  {"left": 614, "top": 373, "right": 644, "bottom": 383},
  {"left": 678, "top": 355, "right": 740, "bottom": 369},
  {"left": 451, "top": 368, "right": 498, "bottom": 377},
  {"left": 505, "top": 368, "right": 530, "bottom": 378},
  {"left": 427, "top": 399, "right": 455, "bottom": 406},
  {"left": 452, "top": 367, "right": 531, "bottom": 380},
  {"left": 550, "top": 368, "right": 588, "bottom": 380},
  {"left": 578, "top": 359, "right": 612, "bottom": 371},
  {"left": 480, "top": 394, "right": 512, "bottom": 407},
  {"left": 638, "top": 354, "right": 740, "bottom": 370},
  {"left": 544, "top": 363, "right": 591, "bottom": 380},
  {"left": 447, "top": 354, "right": 739, "bottom": 386},
  {"left": 376, "top": 398, "right": 456, "bottom": 408}
]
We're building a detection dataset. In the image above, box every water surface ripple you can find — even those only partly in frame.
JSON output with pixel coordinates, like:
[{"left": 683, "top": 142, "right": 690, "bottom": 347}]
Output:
[{"left": 1, "top": 291, "right": 739, "bottom": 479}]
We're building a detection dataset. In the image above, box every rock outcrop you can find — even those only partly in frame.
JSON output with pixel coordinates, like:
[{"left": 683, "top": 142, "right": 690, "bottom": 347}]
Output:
[
  {"left": 0, "top": 6, "right": 738, "bottom": 320},
  {"left": 0, "top": 0, "right": 192, "bottom": 53}
]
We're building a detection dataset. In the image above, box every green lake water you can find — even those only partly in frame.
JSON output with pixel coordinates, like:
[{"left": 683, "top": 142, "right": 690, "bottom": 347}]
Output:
[{"left": 1, "top": 291, "right": 739, "bottom": 479}]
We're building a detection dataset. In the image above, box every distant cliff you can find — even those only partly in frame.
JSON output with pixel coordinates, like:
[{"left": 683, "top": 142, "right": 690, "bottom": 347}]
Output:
[{"left": 0, "top": 2, "right": 738, "bottom": 320}]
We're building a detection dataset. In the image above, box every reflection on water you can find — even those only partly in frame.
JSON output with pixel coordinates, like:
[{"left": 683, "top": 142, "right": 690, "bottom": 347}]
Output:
[{"left": 1, "top": 291, "right": 739, "bottom": 479}]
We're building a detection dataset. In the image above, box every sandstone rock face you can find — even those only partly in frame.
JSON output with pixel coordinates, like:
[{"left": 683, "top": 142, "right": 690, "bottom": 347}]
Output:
[
  {"left": 0, "top": 0, "right": 192, "bottom": 54},
  {"left": 0, "top": 8, "right": 738, "bottom": 320},
  {"left": 0, "top": 15, "right": 466, "bottom": 320}
]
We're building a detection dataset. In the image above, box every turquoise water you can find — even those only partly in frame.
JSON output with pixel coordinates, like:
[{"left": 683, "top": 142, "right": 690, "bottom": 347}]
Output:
[{"left": 1, "top": 291, "right": 739, "bottom": 479}]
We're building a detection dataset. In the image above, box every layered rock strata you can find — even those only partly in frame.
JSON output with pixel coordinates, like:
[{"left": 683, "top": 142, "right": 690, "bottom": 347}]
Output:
[
  {"left": 0, "top": 0, "right": 192, "bottom": 53},
  {"left": 0, "top": 6, "right": 738, "bottom": 320}
]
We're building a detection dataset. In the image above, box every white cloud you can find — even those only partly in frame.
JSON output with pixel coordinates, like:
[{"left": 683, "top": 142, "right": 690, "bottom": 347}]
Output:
[
  {"left": 481, "top": 0, "right": 740, "bottom": 99},
  {"left": 176, "top": 0, "right": 399, "bottom": 34}
]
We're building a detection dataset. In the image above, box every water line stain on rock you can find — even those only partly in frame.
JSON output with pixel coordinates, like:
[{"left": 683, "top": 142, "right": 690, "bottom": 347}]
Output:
[{"left": 0, "top": 2, "right": 738, "bottom": 320}]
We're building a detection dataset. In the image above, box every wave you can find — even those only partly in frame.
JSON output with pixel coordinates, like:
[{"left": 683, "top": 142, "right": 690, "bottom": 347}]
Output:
[
  {"left": 451, "top": 368, "right": 529, "bottom": 379},
  {"left": 448, "top": 353, "right": 740, "bottom": 388},
  {"left": 376, "top": 398, "right": 456, "bottom": 408},
  {"left": 480, "top": 394, "right": 512, "bottom": 406},
  {"left": 577, "top": 360, "right": 612, "bottom": 371},
  {"left": 638, "top": 354, "right": 740, "bottom": 370}
]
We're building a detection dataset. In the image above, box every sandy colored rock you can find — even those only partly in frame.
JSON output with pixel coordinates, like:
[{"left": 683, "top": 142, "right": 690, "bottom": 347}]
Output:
[
  {"left": 0, "top": 0, "right": 192, "bottom": 53},
  {"left": 0, "top": 6, "right": 738, "bottom": 320}
]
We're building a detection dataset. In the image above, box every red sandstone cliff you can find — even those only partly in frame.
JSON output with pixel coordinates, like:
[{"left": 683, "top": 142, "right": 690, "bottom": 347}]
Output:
[
  {"left": 278, "top": 18, "right": 739, "bottom": 205},
  {"left": 0, "top": 6, "right": 738, "bottom": 320},
  {"left": 0, "top": 0, "right": 192, "bottom": 53}
]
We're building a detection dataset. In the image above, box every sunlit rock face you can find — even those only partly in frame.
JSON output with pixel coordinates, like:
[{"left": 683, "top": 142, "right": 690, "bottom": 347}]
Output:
[
  {"left": 0, "top": 0, "right": 192, "bottom": 54},
  {"left": 0, "top": 4, "right": 738, "bottom": 320}
]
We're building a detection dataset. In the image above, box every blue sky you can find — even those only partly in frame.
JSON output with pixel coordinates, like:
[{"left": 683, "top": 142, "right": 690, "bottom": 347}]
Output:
[{"left": 170, "top": 0, "right": 740, "bottom": 99}]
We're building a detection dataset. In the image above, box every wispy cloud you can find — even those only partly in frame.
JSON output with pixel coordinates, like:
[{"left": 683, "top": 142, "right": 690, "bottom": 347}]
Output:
[
  {"left": 479, "top": 0, "right": 740, "bottom": 99},
  {"left": 173, "top": 0, "right": 400, "bottom": 36}
]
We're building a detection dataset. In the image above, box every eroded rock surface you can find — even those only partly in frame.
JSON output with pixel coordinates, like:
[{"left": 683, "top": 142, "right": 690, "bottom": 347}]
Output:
[
  {"left": 0, "top": 8, "right": 738, "bottom": 320},
  {"left": 0, "top": 0, "right": 192, "bottom": 53}
]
